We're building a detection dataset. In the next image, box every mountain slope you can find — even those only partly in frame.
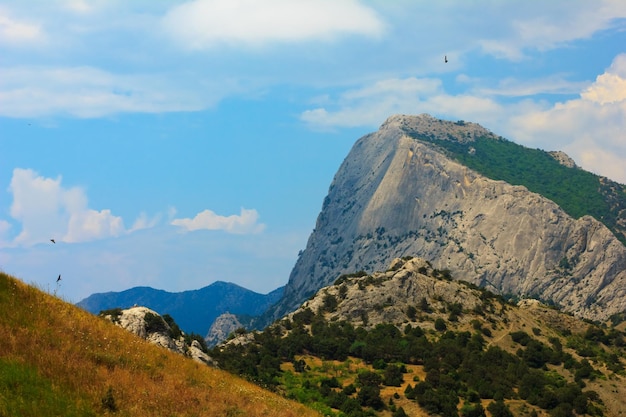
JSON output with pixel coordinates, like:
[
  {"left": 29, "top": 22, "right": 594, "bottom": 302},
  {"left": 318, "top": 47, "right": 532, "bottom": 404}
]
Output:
[
  {"left": 216, "top": 257, "right": 626, "bottom": 417},
  {"left": 0, "top": 271, "right": 318, "bottom": 417},
  {"left": 77, "top": 281, "right": 283, "bottom": 336},
  {"left": 268, "top": 114, "right": 626, "bottom": 324}
]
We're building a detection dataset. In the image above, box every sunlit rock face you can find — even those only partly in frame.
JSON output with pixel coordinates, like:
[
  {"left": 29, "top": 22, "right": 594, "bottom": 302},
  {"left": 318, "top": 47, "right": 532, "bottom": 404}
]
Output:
[
  {"left": 103, "top": 306, "right": 214, "bottom": 366},
  {"left": 271, "top": 114, "right": 626, "bottom": 323}
]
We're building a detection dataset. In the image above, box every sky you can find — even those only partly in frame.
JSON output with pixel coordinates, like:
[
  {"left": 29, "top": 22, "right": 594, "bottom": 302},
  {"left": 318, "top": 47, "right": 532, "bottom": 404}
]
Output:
[{"left": 1, "top": 1, "right": 626, "bottom": 304}]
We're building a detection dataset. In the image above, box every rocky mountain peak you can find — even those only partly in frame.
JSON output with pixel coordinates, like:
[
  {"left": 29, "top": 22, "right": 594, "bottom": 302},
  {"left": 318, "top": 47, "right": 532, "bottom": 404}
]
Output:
[
  {"left": 384, "top": 113, "right": 499, "bottom": 144},
  {"left": 268, "top": 114, "right": 626, "bottom": 325}
]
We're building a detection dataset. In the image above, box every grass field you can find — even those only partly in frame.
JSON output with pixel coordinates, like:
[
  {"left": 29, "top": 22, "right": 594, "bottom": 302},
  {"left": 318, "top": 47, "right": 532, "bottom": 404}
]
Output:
[{"left": 0, "top": 271, "right": 320, "bottom": 417}]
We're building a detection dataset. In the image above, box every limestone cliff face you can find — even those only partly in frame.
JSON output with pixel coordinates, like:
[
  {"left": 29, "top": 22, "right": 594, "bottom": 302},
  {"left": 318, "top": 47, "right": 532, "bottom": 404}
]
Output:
[{"left": 272, "top": 114, "right": 626, "bottom": 322}]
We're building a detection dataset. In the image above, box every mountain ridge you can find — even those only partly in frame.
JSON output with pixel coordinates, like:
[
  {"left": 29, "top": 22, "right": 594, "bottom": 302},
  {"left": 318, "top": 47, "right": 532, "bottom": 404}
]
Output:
[{"left": 78, "top": 281, "right": 284, "bottom": 337}]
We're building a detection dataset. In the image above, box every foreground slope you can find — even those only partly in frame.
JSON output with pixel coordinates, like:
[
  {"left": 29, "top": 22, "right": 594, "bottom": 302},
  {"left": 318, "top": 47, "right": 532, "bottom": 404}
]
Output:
[
  {"left": 0, "top": 272, "right": 319, "bottom": 417},
  {"left": 271, "top": 114, "right": 626, "bottom": 323}
]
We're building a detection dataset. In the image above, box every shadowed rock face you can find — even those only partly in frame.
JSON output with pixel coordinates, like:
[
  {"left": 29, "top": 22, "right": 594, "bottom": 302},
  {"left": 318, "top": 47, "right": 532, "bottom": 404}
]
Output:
[{"left": 271, "top": 114, "right": 626, "bottom": 323}]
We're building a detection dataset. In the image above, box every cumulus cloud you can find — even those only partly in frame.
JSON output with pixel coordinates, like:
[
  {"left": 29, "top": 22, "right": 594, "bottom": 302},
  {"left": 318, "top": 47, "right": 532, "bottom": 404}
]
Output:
[
  {"left": 161, "top": 0, "right": 384, "bottom": 50},
  {"left": 171, "top": 208, "right": 265, "bottom": 234},
  {"left": 4, "top": 168, "right": 126, "bottom": 246}
]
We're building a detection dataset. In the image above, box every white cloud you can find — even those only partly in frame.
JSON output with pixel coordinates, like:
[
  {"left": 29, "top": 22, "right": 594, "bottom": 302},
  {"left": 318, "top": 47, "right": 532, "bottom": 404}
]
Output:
[
  {"left": 474, "top": 0, "right": 626, "bottom": 59},
  {"left": 171, "top": 208, "right": 265, "bottom": 234},
  {"left": 300, "top": 77, "right": 501, "bottom": 130},
  {"left": 472, "top": 75, "right": 588, "bottom": 98},
  {"left": 0, "top": 66, "right": 221, "bottom": 118},
  {"left": 129, "top": 212, "right": 161, "bottom": 233},
  {"left": 4, "top": 168, "right": 127, "bottom": 246},
  {"left": 161, "top": 0, "right": 384, "bottom": 50},
  {"left": 501, "top": 54, "right": 626, "bottom": 183},
  {"left": 0, "top": 11, "right": 44, "bottom": 46}
]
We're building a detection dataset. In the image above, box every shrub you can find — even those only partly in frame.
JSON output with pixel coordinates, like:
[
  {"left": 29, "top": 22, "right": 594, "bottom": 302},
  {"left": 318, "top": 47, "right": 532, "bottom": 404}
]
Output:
[
  {"left": 144, "top": 312, "right": 169, "bottom": 334},
  {"left": 101, "top": 386, "right": 117, "bottom": 412},
  {"left": 487, "top": 400, "right": 513, "bottom": 417},
  {"left": 435, "top": 318, "right": 447, "bottom": 331}
]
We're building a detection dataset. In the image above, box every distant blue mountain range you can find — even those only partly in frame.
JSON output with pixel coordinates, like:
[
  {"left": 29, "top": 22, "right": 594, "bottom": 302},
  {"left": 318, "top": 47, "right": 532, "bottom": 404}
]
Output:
[{"left": 76, "top": 281, "right": 284, "bottom": 337}]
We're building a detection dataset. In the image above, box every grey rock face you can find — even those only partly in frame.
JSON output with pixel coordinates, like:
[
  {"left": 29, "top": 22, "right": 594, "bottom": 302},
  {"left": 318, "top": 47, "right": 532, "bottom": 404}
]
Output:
[
  {"left": 205, "top": 312, "right": 245, "bottom": 347},
  {"left": 272, "top": 114, "right": 626, "bottom": 322}
]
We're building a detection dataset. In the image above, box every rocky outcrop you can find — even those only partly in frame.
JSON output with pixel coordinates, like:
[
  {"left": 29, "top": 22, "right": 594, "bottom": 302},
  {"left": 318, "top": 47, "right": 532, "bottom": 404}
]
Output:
[
  {"left": 271, "top": 114, "right": 626, "bottom": 323},
  {"left": 102, "top": 306, "right": 215, "bottom": 366},
  {"left": 289, "top": 257, "right": 486, "bottom": 331},
  {"left": 549, "top": 150, "right": 578, "bottom": 168},
  {"left": 205, "top": 312, "right": 246, "bottom": 347}
]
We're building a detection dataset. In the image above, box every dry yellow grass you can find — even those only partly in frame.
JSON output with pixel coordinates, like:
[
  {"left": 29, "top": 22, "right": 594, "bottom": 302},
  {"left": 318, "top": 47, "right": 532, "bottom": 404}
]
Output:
[{"left": 0, "top": 272, "right": 321, "bottom": 417}]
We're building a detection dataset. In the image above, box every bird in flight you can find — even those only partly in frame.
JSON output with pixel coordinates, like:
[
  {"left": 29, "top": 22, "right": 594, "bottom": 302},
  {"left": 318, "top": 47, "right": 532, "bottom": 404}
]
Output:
[
  {"left": 56, "top": 274, "right": 61, "bottom": 283},
  {"left": 50, "top": 239, "right": 56, "bottom": 244},
  {"left": 444, "top": 55, "right": 448, "bottom": 63}
]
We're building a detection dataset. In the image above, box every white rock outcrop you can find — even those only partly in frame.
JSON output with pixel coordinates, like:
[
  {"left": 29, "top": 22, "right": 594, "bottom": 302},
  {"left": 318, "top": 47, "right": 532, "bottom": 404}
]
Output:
[{"left": 103, "top": 306, "right": 214, "bottom": 366}]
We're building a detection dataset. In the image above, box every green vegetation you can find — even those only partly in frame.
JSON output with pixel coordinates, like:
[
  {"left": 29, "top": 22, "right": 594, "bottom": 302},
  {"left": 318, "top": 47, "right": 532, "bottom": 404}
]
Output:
[
  {"left": 0, "top": 358, "right": 95, "bottom": 417},
  {"left": 211, "top": 304, "right": 620, "bottom": 416},
  {"left": 404, "top": 131, "right": 626, "bottom": 245}
]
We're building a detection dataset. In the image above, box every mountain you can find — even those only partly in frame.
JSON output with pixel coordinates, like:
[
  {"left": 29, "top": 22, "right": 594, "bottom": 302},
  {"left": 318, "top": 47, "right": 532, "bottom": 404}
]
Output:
[
  {"left": 267, "top": 114, "right": 626, "bottom": 324},
  {"left": 0, "top": 271, "right": 319, "bottom": 417},
  {"left": 214, "top": 257, "right": 626, "bottom": 417},
  {"left": 77, "top": 281, "right": 284, "bottom": 337}
]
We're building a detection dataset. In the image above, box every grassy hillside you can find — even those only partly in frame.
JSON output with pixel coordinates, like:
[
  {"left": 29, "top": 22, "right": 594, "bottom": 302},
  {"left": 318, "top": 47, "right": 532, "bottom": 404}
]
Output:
[
  {"left": 212, "top": 260, "right": 626, "bottom": 417},
  {"left": 403, "top": 128, "right": 626, "bottom": 246},
  {"left": 0, "top": 271, "right": 320, "bottom": 417}
]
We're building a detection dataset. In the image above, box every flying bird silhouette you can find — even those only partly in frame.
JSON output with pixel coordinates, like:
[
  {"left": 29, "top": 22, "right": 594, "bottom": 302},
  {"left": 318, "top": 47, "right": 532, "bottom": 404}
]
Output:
[
  {"left": 56, "top": 274, "right": 61, "bottom": 283},
  {"left": 50, "top": 239, "right": 56, "bottom": 244},
  {"left": 444, "top": 55, "right": 448, "bottom": 63}
]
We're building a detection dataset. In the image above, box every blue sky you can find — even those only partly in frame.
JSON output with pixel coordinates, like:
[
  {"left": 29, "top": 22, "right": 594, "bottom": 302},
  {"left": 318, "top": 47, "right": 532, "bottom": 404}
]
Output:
[{"left": 1, "top": 1, "right": 626, "bottom": 303}]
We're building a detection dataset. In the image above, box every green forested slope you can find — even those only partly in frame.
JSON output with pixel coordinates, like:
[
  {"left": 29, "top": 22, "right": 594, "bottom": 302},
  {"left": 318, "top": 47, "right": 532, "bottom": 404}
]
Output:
[{"left": 405, "top": 130, "right": 626, "bottom": 246}]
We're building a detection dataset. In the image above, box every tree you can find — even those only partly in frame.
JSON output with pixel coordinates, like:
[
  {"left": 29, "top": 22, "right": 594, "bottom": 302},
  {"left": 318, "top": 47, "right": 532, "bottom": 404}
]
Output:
[
  {"left": 383, "top": 364, "right": 404, "bottom": 386},
  {"left": 487, "top": 400, "right": 513, "bottom": 417},
  {"left": 435, "top": 318, "right": 447, "bottom": 331},
  {"left": 358, "top": 385, "right": 384, "bottom": 410}
]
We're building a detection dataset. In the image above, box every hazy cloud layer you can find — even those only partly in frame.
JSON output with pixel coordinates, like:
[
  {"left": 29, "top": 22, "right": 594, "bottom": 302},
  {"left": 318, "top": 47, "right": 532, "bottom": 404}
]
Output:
[
  {"left": 0, "top": 10, "right": 44, "bottom": 46},
  {"left": 0, "top": 66, "right": 215, "bottom": 118}
]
